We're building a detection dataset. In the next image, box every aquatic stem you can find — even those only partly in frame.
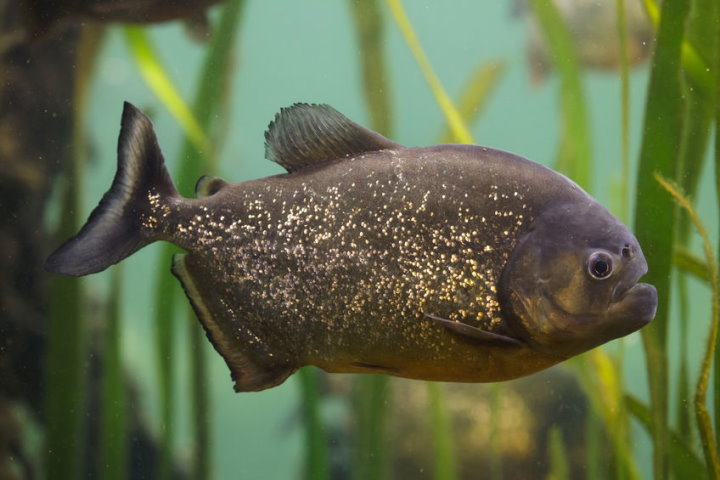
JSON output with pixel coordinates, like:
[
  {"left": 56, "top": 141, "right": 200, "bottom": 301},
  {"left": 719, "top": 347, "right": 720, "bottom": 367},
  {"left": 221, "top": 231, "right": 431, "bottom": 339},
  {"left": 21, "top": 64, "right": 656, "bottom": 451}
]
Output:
[
  {"left": 428, "top": 383, "right": 457, "bottom": 480},
  {"left": 654, "top": 173, "right": 720, "bottom": 478},
  {"left": 385, "top": 0, "right": 474, "bottom": 144},
  {"left": 352, "top": 375, "right": 391, "bottom": 480},
  {"left": 675, "top": 248, "right": 711, "bottom": 283},
  {"left": 547, "top": 426, "right": 570, "bottom": 480},
  {"left": 616, "top": 0, "right": 630, "bottom": 224},
  {"left": 633, "top": 0, "right": 690, "bottom": 476},
  {"left": 642, "top": 0, "right": 712, "bottom": 99},
  {"left": 45, "top": 24, "right": 104, "bottom": 480},
  {"left": 100, "top": 265, "right": 128, "bottom": 480},
  {"left": 348, "top": 0, "right": 392, "bottom": 136},
  {"left": 299, "top": 368, "right": 330, "bottom": 480}
]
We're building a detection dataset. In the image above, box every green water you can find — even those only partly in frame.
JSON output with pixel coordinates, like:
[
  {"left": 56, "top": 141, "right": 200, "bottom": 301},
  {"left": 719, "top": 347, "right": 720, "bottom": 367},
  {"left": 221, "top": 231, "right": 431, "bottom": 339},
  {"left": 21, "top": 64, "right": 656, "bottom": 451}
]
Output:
[{"left": 44, "top": 0, "right": 718, "bottom": 478}]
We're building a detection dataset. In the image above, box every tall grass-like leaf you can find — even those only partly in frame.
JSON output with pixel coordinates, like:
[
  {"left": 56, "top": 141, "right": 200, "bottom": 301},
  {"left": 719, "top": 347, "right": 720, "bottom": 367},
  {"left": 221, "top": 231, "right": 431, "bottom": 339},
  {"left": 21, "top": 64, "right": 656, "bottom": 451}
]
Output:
[
  {"left": 675, "top": 247, "right": 710, "bottom": 282},
  {"left": 123, "top": 27, "right": 209, "bottom": 153},
  {"left": 642, "top": 0, "right": 713, "bottom": 99},
  {"left": 298, "top": 368, "right": 330, "bottom": 480},
  {"left": 352, "top": 375, "right": 391, "bottom": 480},
  {"left": 428, "top": 383, "right": 457, "bottom": 480},
  {"left": 151, "top": 226, "right": 180, "bottom": 480},
  {"left": 615, "top": 0, "right": 633, "bottom": 223},
  {"left": 45, "top": 24, "right": 104, "bottom": 480},
  {"left": 385, "top": 0, "right": 474, "bottom": 144},
  {"left": 489, "top": 383, "right": 503, "bottom": 480},
  {"left": 547, "top": 426, "right": 569, "bottom": 480},
  {"left": 570, "top": 351, "right": 640, "bottom": 480},
  {"left": 348, "top": 0, "right": 391, "bottom": 135},
  {"left": 654, "top": 174, "right": 720, "bottom": 477},
  {"left": 714, "top": 0, "right": 720, "bottom": 445},
  {"left": 527, "top": 0, "right": 590, "bottom": 191},
  {"left": 632, "top": 0, "right": 691, "bottom": 477},
  {"left": 438, "top": 61, "right": 505, "bottom": 144},
  {"left": 674, "top": 0, "right": 719, "bottom": 448},
  {"left": 100, "top": 266, "right": 127, "bottom": 480},
  {"left": 626, "top": 395, "right": 708, "bottom": 480}
]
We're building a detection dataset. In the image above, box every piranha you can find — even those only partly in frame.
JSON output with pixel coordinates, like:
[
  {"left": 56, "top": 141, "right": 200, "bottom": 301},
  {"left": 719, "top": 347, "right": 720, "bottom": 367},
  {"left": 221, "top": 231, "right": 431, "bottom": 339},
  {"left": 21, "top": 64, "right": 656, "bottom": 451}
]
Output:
[{"left": 46, "top": 102, "right": 657, "bottom": 392}]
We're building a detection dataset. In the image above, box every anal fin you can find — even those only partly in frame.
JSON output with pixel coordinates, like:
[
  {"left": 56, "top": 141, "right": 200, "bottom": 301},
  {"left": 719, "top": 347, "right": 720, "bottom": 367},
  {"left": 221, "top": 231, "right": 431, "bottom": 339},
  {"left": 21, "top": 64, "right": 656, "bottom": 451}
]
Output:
[
  {"left": 425, "top": 313, "right": 523, "bottom": 348},
  {"left": 172, "top": 253, "right": 296, "bottom": 392}
]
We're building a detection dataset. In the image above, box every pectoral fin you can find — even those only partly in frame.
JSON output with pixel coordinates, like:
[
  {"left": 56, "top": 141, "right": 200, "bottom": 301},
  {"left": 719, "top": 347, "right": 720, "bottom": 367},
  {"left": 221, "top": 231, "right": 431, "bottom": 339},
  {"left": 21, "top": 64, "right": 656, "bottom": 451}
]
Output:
[{"left": 425, "top": 313, "right": 523, "bottom": 347}]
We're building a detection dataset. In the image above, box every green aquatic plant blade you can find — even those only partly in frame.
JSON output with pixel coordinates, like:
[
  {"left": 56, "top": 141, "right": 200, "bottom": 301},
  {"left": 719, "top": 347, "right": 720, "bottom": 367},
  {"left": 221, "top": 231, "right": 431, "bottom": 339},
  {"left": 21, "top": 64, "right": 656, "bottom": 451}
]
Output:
[
  {"left": 46, "top": 130, "right": 87, "bottom": 480},
  {"left": 152, "top": 248, "right": 180, "bottom": 480},
  {"left": 547, "top": 426, "right": 570, "bottom": 480},
  {"left": 527, "top": 0, "right": 591, "bottom": 191},
  {"left": 45, "top": 25, "right": 104, "bottom": 480},
  {"left": 655, "top": 174, "right": 720, "bottom": 477},
  {"left": 189, "top": 312, "right": 210, "bottom": 480},
  {"left": 715, "top": 0, "right": 720, "bottom": 447},
  {"left": 299, "top": 368, "right": 330, "bottom": 480},
  {"left": 616, "top": 0, "right": 631, "bottom": 223},
  {"left": 428, "top": 383, "right": 457, "bottom": 480},
  {"left": 676, "top": 0, "right": 719, "bottom": 452},
  {"left": 123, "top": 27, "right": 210, "bottom": 154},
  {"left": 643, "top": 0, "right": 713, "bottom": 99},
  {"left": 100, "top": 266, "right": 128, "bottom": 480},
  {"left": 633, "top": 0, "right": 691, "bottom": 477},
  {"left": 675, "top": 272, "right": 693, "bottom": 443},
  {"left": 626, "top": 394, "right": 708, "bottom": 480},
  {"left": 348, "top": 0, "right": 391, "bottom": 136},
  {"left": 352, "top": 375, "right": 391, "bottom": 480},
  {"left": 386, "top": 0, "right": 474, "bottom": 144},
  {"left": 569, "top": 350, "right": 640, "bottom": 480},
  {"left": 675, "top": 247, "right": 710, "bottom": 283},
  {"left": 489, "top": 383, "right": 503, "bottom": 480},
  {"left": 438, "top": 61, "right": 506, "bottom": 144}
]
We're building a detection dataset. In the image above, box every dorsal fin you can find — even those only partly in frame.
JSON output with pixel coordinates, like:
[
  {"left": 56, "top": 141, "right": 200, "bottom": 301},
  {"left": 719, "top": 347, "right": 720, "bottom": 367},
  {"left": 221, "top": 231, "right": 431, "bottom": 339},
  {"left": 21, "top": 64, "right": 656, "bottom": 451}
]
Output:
[{"left": 264, "top": 103, "right": 401, "bottom": 173}]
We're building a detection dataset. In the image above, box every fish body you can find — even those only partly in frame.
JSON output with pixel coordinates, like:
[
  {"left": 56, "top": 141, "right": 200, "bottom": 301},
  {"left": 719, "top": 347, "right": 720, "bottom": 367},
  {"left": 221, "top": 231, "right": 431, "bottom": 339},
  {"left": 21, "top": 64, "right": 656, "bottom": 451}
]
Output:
[{"left": 46, "top": 103, "right": 657, "bottom": 391}]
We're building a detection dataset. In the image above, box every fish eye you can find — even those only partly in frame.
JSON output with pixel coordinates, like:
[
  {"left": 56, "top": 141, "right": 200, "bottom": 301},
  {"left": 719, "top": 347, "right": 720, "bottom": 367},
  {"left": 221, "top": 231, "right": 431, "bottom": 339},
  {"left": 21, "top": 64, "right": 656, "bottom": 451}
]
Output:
[{"left": 588, "top": 252, "right": 613, "bottom": 280}]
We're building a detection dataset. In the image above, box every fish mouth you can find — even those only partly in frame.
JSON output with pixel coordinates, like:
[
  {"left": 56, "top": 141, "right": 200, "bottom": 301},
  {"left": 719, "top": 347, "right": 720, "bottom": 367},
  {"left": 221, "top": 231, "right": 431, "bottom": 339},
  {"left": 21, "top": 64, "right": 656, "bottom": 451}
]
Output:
[
  {"left": 609, "top": 282, "right": 658, "bottom": 328},
  {"left": 608, "top": 252, "right": 657, "bottom": 329}
]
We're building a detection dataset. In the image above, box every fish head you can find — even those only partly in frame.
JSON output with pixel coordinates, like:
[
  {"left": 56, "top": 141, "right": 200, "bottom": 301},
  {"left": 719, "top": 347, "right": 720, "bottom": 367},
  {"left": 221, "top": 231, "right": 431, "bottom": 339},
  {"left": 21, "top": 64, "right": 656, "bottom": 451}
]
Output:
[{"left": 499, "top": 199, "right": 657, "bottom": 358}]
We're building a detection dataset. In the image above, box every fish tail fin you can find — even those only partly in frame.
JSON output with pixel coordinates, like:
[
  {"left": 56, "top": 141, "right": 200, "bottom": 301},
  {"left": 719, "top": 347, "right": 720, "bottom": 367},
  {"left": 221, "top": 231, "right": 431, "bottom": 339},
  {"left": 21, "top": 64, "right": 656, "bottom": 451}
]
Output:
[{"left": 45, "top": 102, "right": 179, "bottom": 276}]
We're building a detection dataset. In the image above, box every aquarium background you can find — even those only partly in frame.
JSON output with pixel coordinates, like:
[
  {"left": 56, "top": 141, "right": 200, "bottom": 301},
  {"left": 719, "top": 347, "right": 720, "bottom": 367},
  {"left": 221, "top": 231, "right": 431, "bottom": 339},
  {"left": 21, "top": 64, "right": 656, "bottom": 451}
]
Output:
[{"left": 2, "top": 0, "right": 718, "bottom": 479}]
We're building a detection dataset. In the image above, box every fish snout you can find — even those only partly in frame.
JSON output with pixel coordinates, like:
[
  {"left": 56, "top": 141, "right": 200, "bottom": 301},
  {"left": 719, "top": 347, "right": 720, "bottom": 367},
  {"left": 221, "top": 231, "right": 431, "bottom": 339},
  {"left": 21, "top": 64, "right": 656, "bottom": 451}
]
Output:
[{"left": 609, "top": 282, "right": 657, "bottom": 329}]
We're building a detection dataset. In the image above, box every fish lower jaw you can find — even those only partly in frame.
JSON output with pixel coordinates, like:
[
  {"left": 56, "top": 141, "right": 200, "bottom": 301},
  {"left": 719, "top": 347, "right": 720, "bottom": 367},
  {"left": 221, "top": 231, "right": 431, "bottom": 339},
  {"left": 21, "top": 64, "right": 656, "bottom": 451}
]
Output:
[{"left": 608, "top": 282, "right": 657, "bottom": 327}]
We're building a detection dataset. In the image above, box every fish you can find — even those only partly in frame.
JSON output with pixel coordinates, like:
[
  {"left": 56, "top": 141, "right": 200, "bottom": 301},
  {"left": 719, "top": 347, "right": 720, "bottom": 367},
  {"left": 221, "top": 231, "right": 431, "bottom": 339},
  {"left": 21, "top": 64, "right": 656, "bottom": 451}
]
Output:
[
  {"left": 45, "top": 102, "right": 658, "bottom": 392},
  {"left": 519, "top": 0, "right": 653, "bottom": 83}
]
